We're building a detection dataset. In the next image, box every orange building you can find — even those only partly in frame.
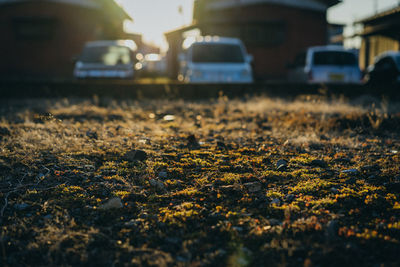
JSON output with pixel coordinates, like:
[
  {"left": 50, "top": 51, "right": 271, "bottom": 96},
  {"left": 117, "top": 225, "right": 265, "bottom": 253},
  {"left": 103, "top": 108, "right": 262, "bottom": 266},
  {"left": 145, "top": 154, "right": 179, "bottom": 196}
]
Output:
[
  {"left": 356, "top": 6, "right": 400, "bottom": 70},
  {"left": 0, "top": 0, "right": 131, "bottom": 79}
]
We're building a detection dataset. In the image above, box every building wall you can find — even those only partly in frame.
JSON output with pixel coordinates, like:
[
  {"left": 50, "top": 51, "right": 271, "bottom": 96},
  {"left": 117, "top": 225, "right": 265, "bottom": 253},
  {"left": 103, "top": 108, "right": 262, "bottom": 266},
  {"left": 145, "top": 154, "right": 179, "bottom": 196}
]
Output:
[
  {"left": 198, "top": 4, "right": 328, "bottom": 79},
  {"left": 360, "top": 35, "right": 400, "bottom": 70},
  {"left": 0, "top": 2, "right": 124, "bottom": 79}
]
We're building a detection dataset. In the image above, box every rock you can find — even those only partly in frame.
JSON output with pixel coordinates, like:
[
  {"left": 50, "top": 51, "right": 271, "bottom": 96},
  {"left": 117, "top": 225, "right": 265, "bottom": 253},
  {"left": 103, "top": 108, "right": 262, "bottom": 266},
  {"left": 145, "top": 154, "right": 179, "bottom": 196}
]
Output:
[
  {"left": 14, "top": 203, "right": 29, "bottom": 210},
  {"left": 320, "top": 134, "right": 330, "bottom": 141},
  {"left": 176, "top": 256, "right": 189, "bottom": 262},
  {"left": 330, "top": 187, "right": 339, "bottom": 194},
  {"left": 361, "top": 165, "right": 380, "bottom": 172},
  {"left": 276, "top": 159, "right": 288, "bottom": 171},
  {"left": 341, "top": 169, "right": 359, "bottom": 175},
  {"left": 187, "top": 134, "right": 200, "bottom": 148},
  {"left": 123, "top": 150, "right": 147, "bottom": 162},
  {"left": 0, "top": 127, "right": 10, "bottom": 136},
  {"left": 310, "top": 159, "right": 327, "bottom": 168},
  {"left": 150, "top": 179, "right": 166, "bottom": 191},
  {"left": 86, "top": 130, "right": 98, "bottom": 139},
  {"left": 99, "top": 198, "right": 123, "bottom": 210},
  {"left": 84, "top": 165, "right": 95, "bottom": 170},
  {"left": 334, "top": 158, "right": 351, "bottom": 164},
  {"left": 268, "top": 218, "right": 281, "bottom": 226},
  {"left": 325, "top": 220, "right": 339, "bottom": 241},
  {"left": 217, "top": 141, "right": 226, "bottom": 149},
  {"left": 243, "top": 182, "right": 262, "bottom": 193},
  {"left": 271, "top": 198, "right": 281, "bottom": 205},
  {"left": 286, "top": 194, "right": 295, "bottom": 202},
  {"left": 158, "top": 171, "right": 168, "bottom": 179},
  {"left": 220, "top": 184, "right": 240, "bottom": 193},
  {"left": 43, "top": 214, "right": 53, "bottom": 220},
  {"left": 346, "top": 177, "right": 357, "bottom": 185},
  {"left": 163, "top": 115, "right": 175, "bottom": 121},
  {"left": 125, "top": 219, "right": 141, "bottom": 227}
]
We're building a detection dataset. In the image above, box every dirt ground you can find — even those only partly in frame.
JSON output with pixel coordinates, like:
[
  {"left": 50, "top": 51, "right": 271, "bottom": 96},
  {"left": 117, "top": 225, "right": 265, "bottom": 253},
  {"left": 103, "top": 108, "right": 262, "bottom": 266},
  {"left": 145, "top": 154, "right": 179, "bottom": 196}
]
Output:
[{"left": 0, "top": 94, "right": 399, "bottom": 266}]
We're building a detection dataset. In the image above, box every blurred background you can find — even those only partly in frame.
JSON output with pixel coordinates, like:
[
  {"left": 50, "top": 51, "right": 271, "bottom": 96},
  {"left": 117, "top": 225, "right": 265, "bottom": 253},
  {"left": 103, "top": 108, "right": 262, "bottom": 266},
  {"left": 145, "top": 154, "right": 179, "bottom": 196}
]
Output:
[{"left": 1, "top": 0, "right": 400, "bottom": 83}]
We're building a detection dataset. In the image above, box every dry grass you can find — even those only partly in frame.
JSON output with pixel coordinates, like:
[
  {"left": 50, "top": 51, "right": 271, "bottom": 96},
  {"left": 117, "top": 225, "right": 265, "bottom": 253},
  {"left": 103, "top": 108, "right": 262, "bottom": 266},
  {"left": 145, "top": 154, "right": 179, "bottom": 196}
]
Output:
[{"left": 0, "top": 94, "right": 400, "bottom": 266}]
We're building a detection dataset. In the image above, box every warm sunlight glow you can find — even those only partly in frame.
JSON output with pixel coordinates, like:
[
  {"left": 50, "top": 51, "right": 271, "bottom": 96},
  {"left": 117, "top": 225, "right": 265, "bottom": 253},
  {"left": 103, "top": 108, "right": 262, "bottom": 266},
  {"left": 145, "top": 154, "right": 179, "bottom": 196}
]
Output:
[{"left": 117, "top": 0, "right": 194, "bottom": 51}]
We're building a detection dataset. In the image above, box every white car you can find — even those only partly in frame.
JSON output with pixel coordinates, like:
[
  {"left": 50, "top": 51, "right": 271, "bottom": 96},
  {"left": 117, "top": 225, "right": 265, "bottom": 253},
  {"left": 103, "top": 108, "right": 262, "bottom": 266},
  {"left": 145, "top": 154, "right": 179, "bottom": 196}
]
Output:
[
  {"left": 178, "top": 36, "right": 253, "bottom": 83},
  {"left": 288, "top": 46, "right": 361, "bottom": 84},
  {"left": 74, "top": 40, "right": 137, "bottom": 79}
]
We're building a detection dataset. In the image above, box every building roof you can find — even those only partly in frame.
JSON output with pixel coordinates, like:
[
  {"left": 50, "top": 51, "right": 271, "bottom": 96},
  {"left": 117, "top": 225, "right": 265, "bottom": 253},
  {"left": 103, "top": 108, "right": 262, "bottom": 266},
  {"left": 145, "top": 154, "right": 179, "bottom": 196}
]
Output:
[
  {"left": 355, "top": 6, "right": 400, "bottom": 39},
  {"left": 357, "top": 6, "right": 400, "bottom": 24},
  {"left": 204, "top": 0, "right": 341, "bottom": 12},
  {"left": 0, "top": 0, "right": 132, "bottom": 20}
]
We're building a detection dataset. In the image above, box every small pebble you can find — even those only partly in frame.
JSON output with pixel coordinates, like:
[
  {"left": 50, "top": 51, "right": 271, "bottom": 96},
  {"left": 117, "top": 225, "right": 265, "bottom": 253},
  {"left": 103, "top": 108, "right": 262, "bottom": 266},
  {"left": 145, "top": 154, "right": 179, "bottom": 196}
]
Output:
[
  {"left": 330, "top": 187, "right": 339, "bottom": 194},
  {"left": 269, "top": 218, "right": 281, "bottom": 226},
  {"left": 158, "top": 171, "right": 168, "bottom": 179},
  {"left": 286, "top": 194, "right": 295, "bottom": 202},
  {"left": 276, "top": 159, "right": 288, "bottom": 171},
  {"left": 14, "top": 203, "right": 29, "bottom": 211},
  {"left": 271, "top": 198, "right": 281, "bottom": 205},
  {"left": 243, "top": 181, "right": 262, "bottom": 193},
  {"left": 86, "top": 130, "right": 98, "bottom": 139},
  {"left": 99, "top": 198, "right": 123, "bottom": 210},
  {"left": 341, "top": 169, "right": 359, "bottom": 175},
  {"left": 150, "top": 179, "right": 166, "bottom": 191},
  {"left": 123, "top": 150, "right": 147, "bottom": 162},
  {"left": 163, "top": 115, "right": 175, "bottom": 121},
  {"left": 310, "top": 159, "right": 327, "bottom": 168}
]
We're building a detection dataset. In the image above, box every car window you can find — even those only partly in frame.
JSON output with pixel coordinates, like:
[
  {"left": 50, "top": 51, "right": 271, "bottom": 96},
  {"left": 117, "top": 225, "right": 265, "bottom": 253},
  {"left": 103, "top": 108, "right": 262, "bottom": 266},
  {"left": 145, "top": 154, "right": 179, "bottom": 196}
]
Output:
[
  {"left": 80, "top": 46, "right": 131, "bottom": 65},
  {"left": 191, "top": 44, "right": 245, "bottom": 63},
  {"left": 312, "top": 51, "right": 357, "bottom": 66}
]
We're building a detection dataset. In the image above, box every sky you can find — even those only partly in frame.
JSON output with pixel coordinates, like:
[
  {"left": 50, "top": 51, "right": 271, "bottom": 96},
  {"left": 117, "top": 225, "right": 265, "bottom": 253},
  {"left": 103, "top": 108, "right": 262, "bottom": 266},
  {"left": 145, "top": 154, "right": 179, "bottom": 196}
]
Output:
[
  {"left": 116, "top": 0, "right": 194, "bottom": 51},
  {"left": 117, "top": 0, "right": 400, "bottom": 51}
]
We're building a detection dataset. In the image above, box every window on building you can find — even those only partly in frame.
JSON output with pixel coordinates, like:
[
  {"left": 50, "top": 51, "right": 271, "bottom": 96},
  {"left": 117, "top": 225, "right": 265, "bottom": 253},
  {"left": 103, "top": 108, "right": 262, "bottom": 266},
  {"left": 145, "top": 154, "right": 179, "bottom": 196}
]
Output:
[{"left": 13, "top": 18, "right": 58, "bottom": 41}]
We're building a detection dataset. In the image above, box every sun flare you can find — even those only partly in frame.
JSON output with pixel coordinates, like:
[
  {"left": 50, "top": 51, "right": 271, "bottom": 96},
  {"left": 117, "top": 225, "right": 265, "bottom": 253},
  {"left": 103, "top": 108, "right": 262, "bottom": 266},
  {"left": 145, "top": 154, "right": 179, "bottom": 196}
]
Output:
[{"left": 117, "top": 0, "right": 194, "bottom": 51}]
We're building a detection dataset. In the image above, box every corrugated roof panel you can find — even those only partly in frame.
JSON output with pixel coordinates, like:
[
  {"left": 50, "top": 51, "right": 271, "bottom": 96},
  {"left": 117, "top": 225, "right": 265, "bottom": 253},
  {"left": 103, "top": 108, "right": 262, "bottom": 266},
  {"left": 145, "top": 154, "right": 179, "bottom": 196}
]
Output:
[
  {"left": 0, "top": 0, "right": 100, "bottom": 8},
  {"left": 206, "top": 0, "right": 338, "bottom": 12}
]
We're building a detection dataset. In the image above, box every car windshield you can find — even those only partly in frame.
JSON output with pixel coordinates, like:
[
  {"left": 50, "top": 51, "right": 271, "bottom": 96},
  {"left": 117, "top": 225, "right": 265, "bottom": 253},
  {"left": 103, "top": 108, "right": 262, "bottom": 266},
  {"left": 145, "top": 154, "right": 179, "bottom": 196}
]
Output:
[
  {"left": 192, "top": 44, "right": 245, "bottom": 63},
  {"left": 313, "top": 51, "right": 357, "bottom": 66},
  {"left": 79, "top": 45, "right": 131, "bottom": 65}
]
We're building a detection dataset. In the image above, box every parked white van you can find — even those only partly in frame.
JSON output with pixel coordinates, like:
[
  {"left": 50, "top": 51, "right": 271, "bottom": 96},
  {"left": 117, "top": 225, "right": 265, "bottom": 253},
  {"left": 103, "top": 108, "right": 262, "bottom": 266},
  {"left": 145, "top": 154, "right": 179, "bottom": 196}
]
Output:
[
  {"left": 74, "top": 40, "right": 137, "bottom": 79},
  {"left": 178, "top": 36, "right": 253, "bottom": 83},
  {"left": 287, "top": 46, "right": 361, "bottom": 84}
]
